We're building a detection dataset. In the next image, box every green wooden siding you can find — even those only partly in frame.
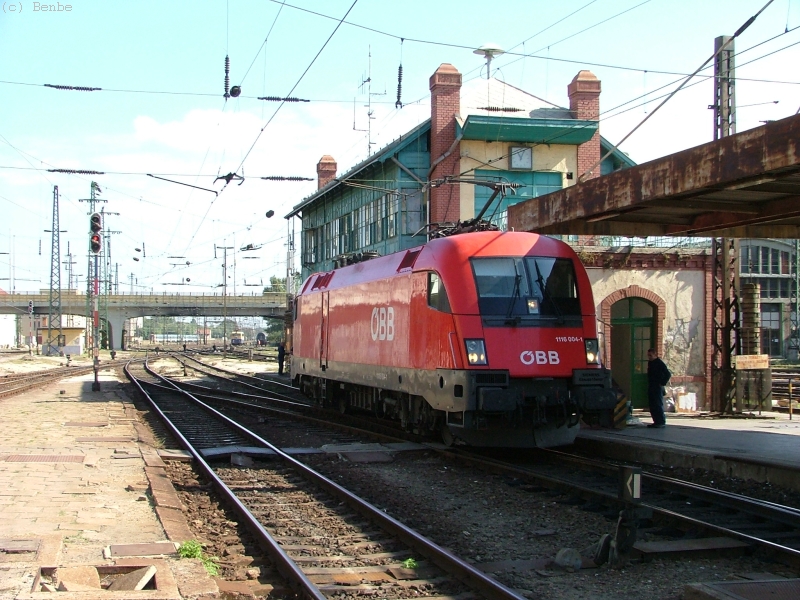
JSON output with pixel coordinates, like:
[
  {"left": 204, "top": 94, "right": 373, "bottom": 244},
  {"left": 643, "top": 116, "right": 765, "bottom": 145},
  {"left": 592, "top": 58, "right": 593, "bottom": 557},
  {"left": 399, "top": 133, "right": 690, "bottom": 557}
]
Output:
[
  {"left": 474, "top": 169, "right": 563, "bottom": 229},
  {"left": 300, "top": 146, "right": 429, "bottom": 278}
]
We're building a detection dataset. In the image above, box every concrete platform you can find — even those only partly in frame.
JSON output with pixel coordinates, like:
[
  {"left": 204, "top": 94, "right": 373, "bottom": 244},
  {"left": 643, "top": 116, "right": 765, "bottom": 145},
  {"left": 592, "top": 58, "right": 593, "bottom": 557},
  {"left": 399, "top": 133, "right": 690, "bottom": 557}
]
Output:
[
  {"left": 577, "top": 410, "right": 800, "bottom": 491},
  {"left": 0, "top": 368, "right": 219, "bottom": 599}
]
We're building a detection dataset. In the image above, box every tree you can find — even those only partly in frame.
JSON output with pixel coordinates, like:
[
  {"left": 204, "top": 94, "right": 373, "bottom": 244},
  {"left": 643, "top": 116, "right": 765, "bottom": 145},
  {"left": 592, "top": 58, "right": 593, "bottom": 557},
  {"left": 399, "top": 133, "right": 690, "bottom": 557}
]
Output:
[
  {"left": 263, "top": 275, "right": 286, "bottom": 294},
  {"left": 263, "top": 317, "right": 284, "bottom": 344}
]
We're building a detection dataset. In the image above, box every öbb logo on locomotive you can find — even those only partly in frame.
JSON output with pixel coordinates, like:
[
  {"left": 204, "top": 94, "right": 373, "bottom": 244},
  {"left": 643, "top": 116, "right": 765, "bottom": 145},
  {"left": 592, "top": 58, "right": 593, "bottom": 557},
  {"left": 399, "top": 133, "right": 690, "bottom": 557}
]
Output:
[
  {"left": 520, "top": 350, "right": 560, "bottom": 365},
  {"left": 370, "top": 306, "right": 395, "bottom": 341}
]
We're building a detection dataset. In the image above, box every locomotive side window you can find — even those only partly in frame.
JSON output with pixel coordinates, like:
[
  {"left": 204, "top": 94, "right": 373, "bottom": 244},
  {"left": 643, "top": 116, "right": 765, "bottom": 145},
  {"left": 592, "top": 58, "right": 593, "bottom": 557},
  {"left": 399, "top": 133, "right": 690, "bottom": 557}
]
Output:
[
  {"left": 427, "top": 272, "right": 452, "bottom": 313},
  {"left": 471, "top": 257, "right": 581, "bottom": 318}
]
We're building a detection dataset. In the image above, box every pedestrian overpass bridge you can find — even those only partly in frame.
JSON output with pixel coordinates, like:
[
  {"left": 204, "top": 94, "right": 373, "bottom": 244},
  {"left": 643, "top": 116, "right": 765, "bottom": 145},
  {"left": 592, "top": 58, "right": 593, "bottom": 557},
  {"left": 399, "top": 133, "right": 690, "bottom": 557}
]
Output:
[{"left": 0, "top": 290, "right": 288, "bottom": 349}]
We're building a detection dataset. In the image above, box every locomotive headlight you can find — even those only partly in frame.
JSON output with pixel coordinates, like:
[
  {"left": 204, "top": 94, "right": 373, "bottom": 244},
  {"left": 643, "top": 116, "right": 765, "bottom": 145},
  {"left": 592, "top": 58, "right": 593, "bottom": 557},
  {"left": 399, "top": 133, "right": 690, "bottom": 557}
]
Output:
[
  {"left": 465, "top": 339, "right": 488, "bottom": 365},
  {"left": 585, "top": 338, "right": 600, "bottom": 364}
]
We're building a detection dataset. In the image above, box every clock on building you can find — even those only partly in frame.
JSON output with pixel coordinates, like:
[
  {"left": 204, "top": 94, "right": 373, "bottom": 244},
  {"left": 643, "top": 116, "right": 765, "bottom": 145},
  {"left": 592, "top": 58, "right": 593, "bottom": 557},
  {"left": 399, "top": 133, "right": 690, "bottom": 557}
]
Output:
[{"left": 509, "top": 146, "right": 532, "bottom": 170}]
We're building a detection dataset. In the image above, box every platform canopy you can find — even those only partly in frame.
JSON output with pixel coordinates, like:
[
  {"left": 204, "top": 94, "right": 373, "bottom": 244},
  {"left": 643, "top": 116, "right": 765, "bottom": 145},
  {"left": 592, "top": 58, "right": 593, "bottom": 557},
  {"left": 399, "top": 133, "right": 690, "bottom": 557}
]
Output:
[{"left": 508, "top": 113, "right": 800, "bottom": 238}]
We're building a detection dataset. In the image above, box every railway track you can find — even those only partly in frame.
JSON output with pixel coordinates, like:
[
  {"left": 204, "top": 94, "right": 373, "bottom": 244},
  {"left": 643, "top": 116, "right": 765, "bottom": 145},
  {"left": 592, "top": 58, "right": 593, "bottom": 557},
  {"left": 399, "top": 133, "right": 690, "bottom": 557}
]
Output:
[
  {"left": 150, "top": 354, "right": 800, "bottom": 569},
  {"left": 126, "top": 359, "right": 524, "bottom": 599},
  {"left": 767, "top": 369, "right": 800, "bottom": 411},
  {"left": 450, "top": 447, "right": 800, "bottom": 567},
  {"left": 175, "top": 353, "right": 431, "bottom": 442},
  {"left": 0, "top": 364, "right": 98, "bottom": 398}
]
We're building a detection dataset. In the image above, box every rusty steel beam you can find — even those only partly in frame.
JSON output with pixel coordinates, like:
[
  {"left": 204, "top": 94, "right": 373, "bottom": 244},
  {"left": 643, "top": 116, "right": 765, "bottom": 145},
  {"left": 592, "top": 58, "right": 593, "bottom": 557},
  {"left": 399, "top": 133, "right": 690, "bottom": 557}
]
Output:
[
  {"left": 667, "top": 196, "right": 800, "bottom": 236},
  {"left": 508, "top": 113, "right": 800, "bottom": 236}
]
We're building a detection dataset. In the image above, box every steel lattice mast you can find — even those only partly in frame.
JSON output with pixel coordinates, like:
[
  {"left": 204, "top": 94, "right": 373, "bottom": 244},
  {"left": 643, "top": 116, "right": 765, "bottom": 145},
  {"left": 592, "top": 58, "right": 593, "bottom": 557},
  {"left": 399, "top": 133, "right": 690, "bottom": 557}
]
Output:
[{"left": 45, "top": 185, "right": 63, "bottom": 355}]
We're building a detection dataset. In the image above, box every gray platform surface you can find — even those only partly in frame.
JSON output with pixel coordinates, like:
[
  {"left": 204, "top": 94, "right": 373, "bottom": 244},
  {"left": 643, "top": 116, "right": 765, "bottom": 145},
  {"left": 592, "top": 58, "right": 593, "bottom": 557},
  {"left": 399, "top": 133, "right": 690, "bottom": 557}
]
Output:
[{"left": 578, "top": 411, "right": 800, "bottom": 471}]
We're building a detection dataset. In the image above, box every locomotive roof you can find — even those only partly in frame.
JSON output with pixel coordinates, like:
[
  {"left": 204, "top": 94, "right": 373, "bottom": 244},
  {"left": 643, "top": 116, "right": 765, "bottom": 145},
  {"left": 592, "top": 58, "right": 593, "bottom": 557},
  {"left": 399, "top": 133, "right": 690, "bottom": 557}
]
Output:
[{"left": 299, "top": 231, "right": 579, "bottom": 293}]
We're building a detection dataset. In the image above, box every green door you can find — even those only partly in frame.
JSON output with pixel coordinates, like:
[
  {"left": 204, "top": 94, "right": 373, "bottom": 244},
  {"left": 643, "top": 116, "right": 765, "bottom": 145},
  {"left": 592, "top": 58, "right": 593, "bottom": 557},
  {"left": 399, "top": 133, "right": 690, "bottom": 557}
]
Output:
[{"left": 611, "top": 299, "right": 656, "bottom": 409}]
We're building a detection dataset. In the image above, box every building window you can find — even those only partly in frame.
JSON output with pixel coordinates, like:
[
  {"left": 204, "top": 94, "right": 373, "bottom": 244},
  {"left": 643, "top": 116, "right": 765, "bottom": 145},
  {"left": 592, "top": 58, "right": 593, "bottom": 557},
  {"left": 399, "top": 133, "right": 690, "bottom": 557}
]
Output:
[
  {"left": 761, "top": 303, "right": 782, "bottom": 356},
  {"left": 302, "top": 229, "right": 317, "bottom": 265},
  {"left": 474, "top": 170, "right": 563, "bottom": 229},
  {"left": 741, "top": 245, "right": 794, "bottom": 275},
  {"left": 751, "top": 278, "right": 791, "bottom": 299},
  {"left": 338, "top": 214, "right": 351, "bottom": 254},
  {"left": 402, "top": 189, "right": 424, "bottom": 235}
]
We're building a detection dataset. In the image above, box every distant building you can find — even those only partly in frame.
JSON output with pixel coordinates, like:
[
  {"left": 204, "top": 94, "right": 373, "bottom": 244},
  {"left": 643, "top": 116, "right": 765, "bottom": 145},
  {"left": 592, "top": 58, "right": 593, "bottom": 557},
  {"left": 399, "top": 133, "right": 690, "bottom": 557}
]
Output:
[
  {"left": 0, "top": 288, "right": 15, "bottom": 347},
  {"left": 740, "top": 239, "right": 797, "bottom": 358}
]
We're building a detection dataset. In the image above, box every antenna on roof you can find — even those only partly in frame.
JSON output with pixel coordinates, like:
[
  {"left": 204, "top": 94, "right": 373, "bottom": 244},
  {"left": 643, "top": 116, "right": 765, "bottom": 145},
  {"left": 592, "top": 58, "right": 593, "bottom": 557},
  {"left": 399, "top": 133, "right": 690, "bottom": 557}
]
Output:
[{"left": 473, "top": 43, "right": 505, "bottom": 80}]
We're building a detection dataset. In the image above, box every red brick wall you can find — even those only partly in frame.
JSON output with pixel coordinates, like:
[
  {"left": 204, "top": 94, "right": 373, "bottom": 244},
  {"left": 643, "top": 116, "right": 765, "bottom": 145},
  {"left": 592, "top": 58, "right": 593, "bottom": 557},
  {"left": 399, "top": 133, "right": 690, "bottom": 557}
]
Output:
[
  {"left": 568, "top": 70, "right": 601, "bottom": 181},
  {"left": 429, "top": 64, "right": 462, "bottom": 224},
  {"left": 316, "top": 155, "right": 337, "bottom": 190}
]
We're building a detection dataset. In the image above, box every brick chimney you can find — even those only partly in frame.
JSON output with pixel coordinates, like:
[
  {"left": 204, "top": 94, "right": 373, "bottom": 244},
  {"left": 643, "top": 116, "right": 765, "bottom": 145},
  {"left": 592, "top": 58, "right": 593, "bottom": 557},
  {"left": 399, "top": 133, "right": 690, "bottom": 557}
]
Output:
[
  {"left": 568, "top": 70, "right": 601, "bottom": 181},
  {"left": 316, "top": 155, "right": 337, "bottom": 190},
  {"left": 429, "top": 64, "right": 462, "bottom": 224}
]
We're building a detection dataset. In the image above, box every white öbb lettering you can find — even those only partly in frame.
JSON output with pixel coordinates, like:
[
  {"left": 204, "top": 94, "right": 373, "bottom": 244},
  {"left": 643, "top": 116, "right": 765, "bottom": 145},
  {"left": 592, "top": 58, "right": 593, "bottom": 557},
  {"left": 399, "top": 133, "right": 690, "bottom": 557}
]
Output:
[
  {"left": 370, "top": 306, "right": 395, "bottom": 341},
  {"left": 520, "top": 350, "right": 560, "bottom": 365}
]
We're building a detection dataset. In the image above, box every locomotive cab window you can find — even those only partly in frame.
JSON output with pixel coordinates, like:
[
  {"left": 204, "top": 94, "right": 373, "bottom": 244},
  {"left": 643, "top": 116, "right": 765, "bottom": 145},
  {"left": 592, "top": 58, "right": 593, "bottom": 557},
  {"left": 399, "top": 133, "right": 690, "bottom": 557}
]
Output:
[
  {"left": 428, "top": 272, "right": 452, "bottom": 313},
  {"left": 526, "top": 257, "right": 580, "bottom": 317},
  {"left": 471, "top": 256, "right": 581, "bottom": 320}
]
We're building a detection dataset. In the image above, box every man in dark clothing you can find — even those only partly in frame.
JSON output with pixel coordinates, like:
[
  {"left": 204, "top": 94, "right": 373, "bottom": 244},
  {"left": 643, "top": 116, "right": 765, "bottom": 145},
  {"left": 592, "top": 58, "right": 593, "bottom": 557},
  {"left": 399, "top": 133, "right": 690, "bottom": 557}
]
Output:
[
  {"left": 646, "top": 348, "right": 670, "bottom": 428},
  {"left": 277, "top": 341, "right": 286, "bottom": 375}
]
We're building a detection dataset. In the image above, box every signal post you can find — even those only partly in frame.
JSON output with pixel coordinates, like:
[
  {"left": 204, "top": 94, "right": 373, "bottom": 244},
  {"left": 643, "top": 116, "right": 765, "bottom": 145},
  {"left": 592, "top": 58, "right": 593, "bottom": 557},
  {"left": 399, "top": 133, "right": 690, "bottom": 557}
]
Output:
[{"left": 90, "top": 213, "right": 102, "bottom": 391}]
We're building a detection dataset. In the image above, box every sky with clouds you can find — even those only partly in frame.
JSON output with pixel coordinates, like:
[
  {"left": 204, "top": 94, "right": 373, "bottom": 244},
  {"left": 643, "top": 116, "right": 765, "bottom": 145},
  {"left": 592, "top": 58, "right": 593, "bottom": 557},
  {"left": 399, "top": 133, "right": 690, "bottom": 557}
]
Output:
[{"left": 1, "top": 0, "right": 798, "bottom": 297}]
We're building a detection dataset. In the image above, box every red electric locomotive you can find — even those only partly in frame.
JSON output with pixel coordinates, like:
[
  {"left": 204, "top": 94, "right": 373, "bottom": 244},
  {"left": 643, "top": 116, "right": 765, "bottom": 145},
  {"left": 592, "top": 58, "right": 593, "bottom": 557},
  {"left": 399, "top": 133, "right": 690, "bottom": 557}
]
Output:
[{"left": 291, "top": 231, "right": 616, "bottom": 448}]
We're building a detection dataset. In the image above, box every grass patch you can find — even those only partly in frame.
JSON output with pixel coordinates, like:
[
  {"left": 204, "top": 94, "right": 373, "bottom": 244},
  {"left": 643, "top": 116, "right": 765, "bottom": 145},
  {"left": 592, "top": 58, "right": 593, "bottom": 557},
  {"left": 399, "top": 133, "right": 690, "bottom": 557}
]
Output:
[{"left": 177, "top": 540, "right": 220, "bottom": 576}]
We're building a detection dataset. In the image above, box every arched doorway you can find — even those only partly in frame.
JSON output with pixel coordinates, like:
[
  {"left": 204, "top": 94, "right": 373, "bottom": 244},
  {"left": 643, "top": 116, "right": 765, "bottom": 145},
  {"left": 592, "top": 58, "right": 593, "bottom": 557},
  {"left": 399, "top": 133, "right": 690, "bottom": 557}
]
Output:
[{"left": 610, "top": 298, "right": 656, "bottom": 409}]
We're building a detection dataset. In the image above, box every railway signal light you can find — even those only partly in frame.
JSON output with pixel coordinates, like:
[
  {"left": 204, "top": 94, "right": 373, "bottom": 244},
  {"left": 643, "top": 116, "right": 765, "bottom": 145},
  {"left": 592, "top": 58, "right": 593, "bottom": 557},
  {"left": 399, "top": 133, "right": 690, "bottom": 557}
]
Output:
[{"left": 90, "top": 213, "right": 102, "bottom": 254}]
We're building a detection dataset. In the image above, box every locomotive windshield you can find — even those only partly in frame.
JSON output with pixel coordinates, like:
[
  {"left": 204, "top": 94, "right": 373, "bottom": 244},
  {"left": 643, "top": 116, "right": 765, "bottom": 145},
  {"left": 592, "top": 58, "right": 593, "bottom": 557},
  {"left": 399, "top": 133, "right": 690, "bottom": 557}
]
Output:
[{"left": 471, "top": 256, "right": 581, "bottom": 321}]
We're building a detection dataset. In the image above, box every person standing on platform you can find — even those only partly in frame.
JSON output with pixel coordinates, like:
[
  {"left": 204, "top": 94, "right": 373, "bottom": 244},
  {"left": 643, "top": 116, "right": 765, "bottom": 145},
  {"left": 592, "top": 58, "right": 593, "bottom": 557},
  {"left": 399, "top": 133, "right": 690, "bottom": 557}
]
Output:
[
  {"left": 277, "top": 341, "right": 286, "bottom": 376},
  {"left": 646, "top": 348, "right": 671, "bottom": 428}
]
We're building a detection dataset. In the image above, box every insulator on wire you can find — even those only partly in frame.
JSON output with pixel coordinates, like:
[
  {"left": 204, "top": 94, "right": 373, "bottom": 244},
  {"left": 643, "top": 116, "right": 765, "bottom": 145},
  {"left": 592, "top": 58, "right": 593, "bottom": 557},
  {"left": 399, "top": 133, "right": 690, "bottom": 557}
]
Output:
[
  {"left": 395, "top": 64, "right": 403, "bottom": 108},
  {"left": 224, "top": 55, "right": 230, "bottom": 98},
  {"left": 44, "top": 84, "right": 101, "bottom": 92},
  {"left": 477, "top": 106, "right": 524, "bottom": 113},
  {"left": 260, "top": 176, "right": 314, "bottom": 181},
  {"left": 258, "top": 95, "right": 310, "bottom": 103}
]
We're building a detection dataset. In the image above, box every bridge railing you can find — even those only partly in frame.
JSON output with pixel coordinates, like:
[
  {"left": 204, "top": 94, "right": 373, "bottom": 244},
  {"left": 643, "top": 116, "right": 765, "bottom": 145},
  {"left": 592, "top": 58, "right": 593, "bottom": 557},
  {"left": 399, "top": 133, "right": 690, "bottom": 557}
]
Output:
[{"left": 0, "top": 291, "right": 288, "bottom": 310}]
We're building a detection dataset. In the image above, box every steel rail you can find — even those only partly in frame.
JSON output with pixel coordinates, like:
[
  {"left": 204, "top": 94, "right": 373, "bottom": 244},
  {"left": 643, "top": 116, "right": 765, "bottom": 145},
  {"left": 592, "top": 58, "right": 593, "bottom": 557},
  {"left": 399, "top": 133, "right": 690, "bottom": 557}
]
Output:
[
  {"left": 545, "top": 448, "right": 800, "bottom": 525},
  {"left": 175, "top": 354, "right": 429, "bottom": 442},
  {"left": 637, "top": 502, "right": 800, "bottom": 565},
  {"left": 130, "top": 359, "right": 526, "bottom": 600},
  {"left": 125, "top": 361, "right": 327, "bottom": 600},
  {"left": 180, "top": 352, "right": 297, "bottom": 395},
  {"left": 0, "top": 365, "right": 98, "bottom": 398},
  {"left": 501, "top": 449, "right": 800, "bottom": 562}
]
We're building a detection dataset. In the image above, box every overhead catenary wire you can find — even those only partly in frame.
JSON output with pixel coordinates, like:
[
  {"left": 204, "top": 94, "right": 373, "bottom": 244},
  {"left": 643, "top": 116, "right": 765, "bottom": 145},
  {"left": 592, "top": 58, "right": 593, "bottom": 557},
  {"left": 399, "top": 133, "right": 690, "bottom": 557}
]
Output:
[
  {"left": 455, "top": 28, "right": 798, "bottom": 180},
  {"left": 232, "top": 0, "right": 360, "bottom": 178},
  {"left": 577, "top": 0, "right": 777, "bottom": 181},
  {"left": 5, "top": 19, "right": 800, "bottom": 103},
  {"left": 239, "top": 0, "right": 287, "bottom": 87}
]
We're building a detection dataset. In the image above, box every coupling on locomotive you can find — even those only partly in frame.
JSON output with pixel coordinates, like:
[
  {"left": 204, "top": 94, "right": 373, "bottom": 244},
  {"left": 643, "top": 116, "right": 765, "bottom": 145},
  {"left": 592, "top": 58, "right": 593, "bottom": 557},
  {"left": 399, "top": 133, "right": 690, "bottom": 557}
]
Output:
[{"left": 290, "top": 230, "right": 617, "bottom": 448}]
